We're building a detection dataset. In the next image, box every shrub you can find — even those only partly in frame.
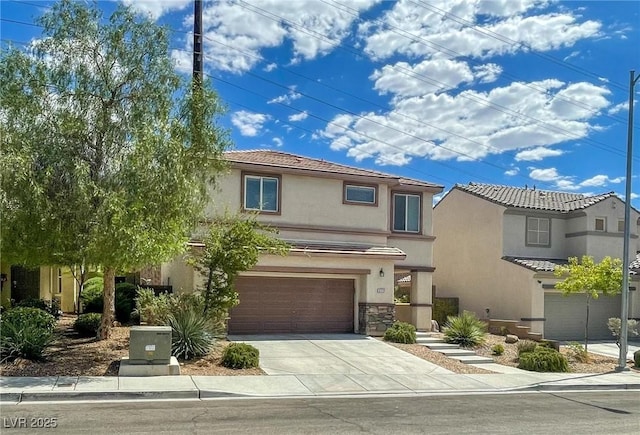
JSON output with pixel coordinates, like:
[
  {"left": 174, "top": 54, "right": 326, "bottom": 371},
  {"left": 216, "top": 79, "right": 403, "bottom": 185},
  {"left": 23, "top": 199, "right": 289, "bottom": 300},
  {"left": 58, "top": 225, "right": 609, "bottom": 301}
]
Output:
[
  {"left": 383, "top": 321, "right": 417, "bottom": 344},
  {"left": 567, "top": 342, "right": 589, "bottom": 363},
  {"left": 492, "top": 344, "right": 504, "bottom": 355},
  {"left": 634, "top": 350, "right": 640, "bottom": 368},
  {"left": 538, "top": 339, "right": 560, "bottom": 351},
  {"left": 169, "top": 308, "right": 214, "bottom": 360},
  {"left": 81, "top": 277, "right": 104, "bottom": 313},
  {"left": 517, "top": 341, "right": 538, "bottom": 356},
  {"left": 115, "top": 282, "right": 138, "bottom": 323},
  {"left": 607, "top": 318, "right": 640, "bottom": 344},
  {"left": 15, "top": 298, "right": 61, "bottom": 319},
  {"left": 221, "top": 343, "right": 260, "bottom": 369},
  {"left": 0, "top": 307, "right": 56, "bottom": 361},
  {"left": 74, "top": 313, "right": 102, "bottom": 337},
  {"left": 442, "top": 311, "right": 487, "bottom": 347},
  {"left": 518, "top": 347, "right": 569, "bottom": 372},
  {"left": 134, "top": 288, "right": 171, "bottom": 325},
  {"left": 432, "top": 297, "right": 459, "bottom": 328}
]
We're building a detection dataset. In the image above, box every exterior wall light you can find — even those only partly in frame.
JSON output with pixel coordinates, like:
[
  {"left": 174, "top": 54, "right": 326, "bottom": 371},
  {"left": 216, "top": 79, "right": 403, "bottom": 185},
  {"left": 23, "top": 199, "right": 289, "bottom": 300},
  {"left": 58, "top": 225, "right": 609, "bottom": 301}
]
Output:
[{"left": 379, "top": 268, "right": 385, "bottom": 277}]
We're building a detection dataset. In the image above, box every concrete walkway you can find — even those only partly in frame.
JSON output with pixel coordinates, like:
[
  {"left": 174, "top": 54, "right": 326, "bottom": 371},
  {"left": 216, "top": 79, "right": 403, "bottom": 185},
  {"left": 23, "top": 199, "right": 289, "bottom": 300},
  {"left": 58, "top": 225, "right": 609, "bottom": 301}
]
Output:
[
  {"left": 228, "top": 334, "right": 453, "bottom": 376},
  {"left": 1, "top": 337, "right": 639, "bottom": 403},
  {"left": 2, "top": 370, "right": 639, "bottom": 403}
]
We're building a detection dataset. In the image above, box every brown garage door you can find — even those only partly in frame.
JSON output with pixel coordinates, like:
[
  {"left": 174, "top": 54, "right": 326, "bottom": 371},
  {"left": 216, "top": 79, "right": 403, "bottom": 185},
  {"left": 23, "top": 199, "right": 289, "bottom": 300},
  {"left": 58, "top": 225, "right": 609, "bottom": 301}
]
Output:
[{"left": 228, "top": 276, "right": 355, "bottom": 334}]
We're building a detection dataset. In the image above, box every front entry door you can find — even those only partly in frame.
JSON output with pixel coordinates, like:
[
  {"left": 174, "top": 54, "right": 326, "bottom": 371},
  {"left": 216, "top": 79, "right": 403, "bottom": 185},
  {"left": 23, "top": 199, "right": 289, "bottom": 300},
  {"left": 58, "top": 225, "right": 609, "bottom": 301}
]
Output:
[{"left": 10, "top": 266, "right": 40, "bottom": 302}]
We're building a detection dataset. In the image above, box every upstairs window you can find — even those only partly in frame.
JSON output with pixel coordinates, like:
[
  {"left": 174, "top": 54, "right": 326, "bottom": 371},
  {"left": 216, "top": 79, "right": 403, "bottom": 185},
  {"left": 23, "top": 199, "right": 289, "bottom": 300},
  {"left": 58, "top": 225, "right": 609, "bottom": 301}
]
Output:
[
  {"left": 526, "top": 217, "right": 550, "bottom": 246},
  {"left": 344, "top": 183, "right": 377, "bottom": 206},
  {"left": 243, "top": 174, "right": 280, "bottom": 213},
  {"left": 595, "top": 217, "right": 606, "bottom": 232},
  {"left": 618, "top": 219, "right": 625, "bottom": 233},
  {"left": 393, "top": 193, "right": 420, "bottom": 233}
]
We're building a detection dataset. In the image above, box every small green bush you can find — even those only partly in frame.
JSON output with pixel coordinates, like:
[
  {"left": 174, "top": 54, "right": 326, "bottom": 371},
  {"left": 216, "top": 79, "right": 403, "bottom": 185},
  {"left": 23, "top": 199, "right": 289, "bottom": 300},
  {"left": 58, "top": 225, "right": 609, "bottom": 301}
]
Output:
[
  {"left": 432, "top": 297, "right": 459, "bottom": 328},
  {"left": 442, "top": 311, "right": 487, "bottom": 347},
  {"left": 0, "top": 307, "right": 56, "bottom": 361},
  {"left": 221, "top": 343, "right": 260, "bottom": 369},
  {"left": 81, "top": 277, "right": 104, "bottom": 313},
  {"left": 492, "top": 344, "right": 504, "bottom": 355},
  {"left": 134, "top": 288, "right": 171, "bottom": 325},
  {"left": 567, "top": 342, "right": 589, "bottom": 363},
  {"left": 518, "top": 347, "right": 569, "bottom": 372},
  {"left": 74, "top": 313, "right": 102, "bottom": 337},
  {"left": 538, "top": 339, "right": 560, "bottom": 351},
  {"left": 115, "top": 282, "right": 138, "bottom": 323},
  {"left": 633, "top": 350, "right": 640, "bottom": 368},
  {"left": 517, "top": 341, "right": 538, "bottom": 356},
  {"left": 383, "top": 321, "right": 417, "bottom": 344},
  {"left": 169, "top": 308, "right": 214, "bottom": 360},
  {"left": 15, "top": 298, "right": 61, "bottom": 319}
]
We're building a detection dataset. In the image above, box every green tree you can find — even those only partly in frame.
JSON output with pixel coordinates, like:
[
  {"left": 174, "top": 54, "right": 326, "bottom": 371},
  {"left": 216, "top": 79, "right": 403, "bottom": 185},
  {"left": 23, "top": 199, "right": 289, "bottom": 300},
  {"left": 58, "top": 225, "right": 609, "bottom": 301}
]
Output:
[
  {"left": 0, "top": 0, "right": 229, "bottom": 338},
  {"left": 554, "top": 256, "right": 623, "bottom": 350},
  {"left": 190, "top": 214, "right": 289, "bottom": 320}
]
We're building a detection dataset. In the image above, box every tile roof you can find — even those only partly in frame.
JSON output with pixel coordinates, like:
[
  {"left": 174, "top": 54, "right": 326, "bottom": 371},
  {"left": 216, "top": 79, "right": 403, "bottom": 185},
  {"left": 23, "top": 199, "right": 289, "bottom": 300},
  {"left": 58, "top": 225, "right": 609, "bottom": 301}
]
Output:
[
  {"left": 456, "top": 183, "right": 615, "bottom": 212},
  {"left": 502, "top": 257, "right": 568, "bottom": 272},
  {"left": 224, "top": 150, "right": 443, "bottom": 190},
  {"left": 287, "top": 240, "right": 406, "bottom": 259},
  {"left": 505, "top": 255, "right": 640, "bottom": 275}
]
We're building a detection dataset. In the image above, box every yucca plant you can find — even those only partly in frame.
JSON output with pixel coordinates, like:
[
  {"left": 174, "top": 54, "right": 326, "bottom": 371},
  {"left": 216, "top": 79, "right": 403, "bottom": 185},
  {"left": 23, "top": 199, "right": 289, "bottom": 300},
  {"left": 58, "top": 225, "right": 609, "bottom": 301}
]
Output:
[
  {"left": 168, "top": 308, "right": 214, "bottom": 360},
  {"left": 442, "top": 311, "right": 487, "bottom": 347}
]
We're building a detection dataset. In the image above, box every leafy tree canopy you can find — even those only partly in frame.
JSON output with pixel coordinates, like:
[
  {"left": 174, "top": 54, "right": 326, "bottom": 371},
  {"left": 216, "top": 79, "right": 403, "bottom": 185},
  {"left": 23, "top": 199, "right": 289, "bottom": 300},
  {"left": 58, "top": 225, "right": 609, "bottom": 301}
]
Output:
[
  {"left": 0, "top": 0, "right": 230, "bottom": 337},
  {"left": 189, "top": 213, "right": 289, "bottom": 317},
  {"left": 554, "top": 256, "right": 623, "bottom": 299}
]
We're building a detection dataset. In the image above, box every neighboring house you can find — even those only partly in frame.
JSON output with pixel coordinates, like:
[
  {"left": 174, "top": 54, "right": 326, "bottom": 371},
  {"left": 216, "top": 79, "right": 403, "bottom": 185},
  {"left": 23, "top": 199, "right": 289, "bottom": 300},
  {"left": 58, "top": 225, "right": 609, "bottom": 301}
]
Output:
[
  {"left": 0, "top": 264, "right": 79, "bottom": 313},
  {"left": 433, "top": 183, "right": 640, "bottom": 341},
  {"left": 161, "top": 150, "right": 443, "bottom": 335}
]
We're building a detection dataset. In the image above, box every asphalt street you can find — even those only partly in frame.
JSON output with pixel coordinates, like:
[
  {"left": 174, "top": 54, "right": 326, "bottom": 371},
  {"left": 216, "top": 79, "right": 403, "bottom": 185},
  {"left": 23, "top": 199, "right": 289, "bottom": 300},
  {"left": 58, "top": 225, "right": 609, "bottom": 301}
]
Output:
[{"left": 1, "top": 391, "right": 639, "bottom": 434}]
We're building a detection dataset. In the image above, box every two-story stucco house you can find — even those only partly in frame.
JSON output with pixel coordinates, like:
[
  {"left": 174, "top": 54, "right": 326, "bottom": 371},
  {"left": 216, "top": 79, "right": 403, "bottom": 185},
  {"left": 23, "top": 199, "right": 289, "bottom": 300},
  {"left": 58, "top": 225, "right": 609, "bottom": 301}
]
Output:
[
  {"left": 433, "top": 183, "right": 640, "bottom": 341},
  {"left": 161, "top": 150, "right": 443, "bottom": 336}
]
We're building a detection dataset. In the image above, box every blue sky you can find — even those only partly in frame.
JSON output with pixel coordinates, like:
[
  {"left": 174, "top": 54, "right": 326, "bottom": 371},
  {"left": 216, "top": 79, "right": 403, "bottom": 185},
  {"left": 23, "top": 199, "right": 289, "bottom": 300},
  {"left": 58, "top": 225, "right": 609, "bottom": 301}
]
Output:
[{"left": 2, "top": 0, "right": 639, "bottom": 206}]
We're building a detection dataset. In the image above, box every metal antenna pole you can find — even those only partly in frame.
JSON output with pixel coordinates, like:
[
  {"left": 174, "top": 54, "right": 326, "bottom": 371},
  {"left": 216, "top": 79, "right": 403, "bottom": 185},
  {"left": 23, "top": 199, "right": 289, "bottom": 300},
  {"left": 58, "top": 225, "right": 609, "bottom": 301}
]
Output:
[{"left": 618, "top": 70, "right": 639, "bottom": 371}]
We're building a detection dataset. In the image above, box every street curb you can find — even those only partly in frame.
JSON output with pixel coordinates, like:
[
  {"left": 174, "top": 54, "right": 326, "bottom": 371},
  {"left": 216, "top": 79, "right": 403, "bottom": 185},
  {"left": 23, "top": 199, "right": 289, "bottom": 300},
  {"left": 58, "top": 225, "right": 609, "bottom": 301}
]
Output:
[
  {"left": 2, "top": 390, "right": 200, "bottom": 403},
  {"left": 3, "top": 384, "right": 639, "bottom": 403}
]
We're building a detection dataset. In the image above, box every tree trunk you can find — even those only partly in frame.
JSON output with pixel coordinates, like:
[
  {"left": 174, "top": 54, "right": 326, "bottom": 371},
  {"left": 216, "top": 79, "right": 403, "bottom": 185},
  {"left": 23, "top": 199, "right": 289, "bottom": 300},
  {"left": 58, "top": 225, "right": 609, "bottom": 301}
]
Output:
[
  {"left": 97, "top": 267, "right": 116, "bottom": 340},
  {"left": 584, "top": 294, "right": 590, "bottom": 351}
]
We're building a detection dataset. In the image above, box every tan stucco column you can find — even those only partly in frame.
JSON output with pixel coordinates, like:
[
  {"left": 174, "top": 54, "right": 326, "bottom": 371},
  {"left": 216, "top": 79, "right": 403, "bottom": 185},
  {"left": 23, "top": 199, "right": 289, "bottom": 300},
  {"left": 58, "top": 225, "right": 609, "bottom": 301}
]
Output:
[{"left": 410, "top": 271, "right": 433, "bottom": 331}]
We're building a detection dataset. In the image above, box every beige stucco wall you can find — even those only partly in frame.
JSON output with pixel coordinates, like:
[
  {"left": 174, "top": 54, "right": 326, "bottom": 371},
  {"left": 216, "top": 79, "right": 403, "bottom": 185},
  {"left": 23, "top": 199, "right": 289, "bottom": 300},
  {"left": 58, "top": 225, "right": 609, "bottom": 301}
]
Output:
[
  {"left": 433, "top": 189, "right": 537, "bottom": 327},
  {"left": 503, "top": 213, "right": 567, "bottom": 258},
  {"left": 206, "top": 170, "right": 391, "bottom": 234}
]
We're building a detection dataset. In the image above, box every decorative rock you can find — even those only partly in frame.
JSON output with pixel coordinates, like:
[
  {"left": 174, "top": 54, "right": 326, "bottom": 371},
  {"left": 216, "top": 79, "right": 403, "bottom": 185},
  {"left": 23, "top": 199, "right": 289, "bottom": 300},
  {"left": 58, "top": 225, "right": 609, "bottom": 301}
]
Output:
[
  {"left": 505, "top": 334, "right": 519, "bottom": 343},
  {"left": 431, "top": 319, "right": 440, "bottom": 332}
]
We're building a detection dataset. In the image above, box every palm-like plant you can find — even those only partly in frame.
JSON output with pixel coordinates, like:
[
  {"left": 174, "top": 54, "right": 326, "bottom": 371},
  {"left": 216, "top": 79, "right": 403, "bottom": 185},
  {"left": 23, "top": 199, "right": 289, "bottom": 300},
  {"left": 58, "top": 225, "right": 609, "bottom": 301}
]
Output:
[{"left": 442, "top": 311, "right": 487, "bottom": 347}]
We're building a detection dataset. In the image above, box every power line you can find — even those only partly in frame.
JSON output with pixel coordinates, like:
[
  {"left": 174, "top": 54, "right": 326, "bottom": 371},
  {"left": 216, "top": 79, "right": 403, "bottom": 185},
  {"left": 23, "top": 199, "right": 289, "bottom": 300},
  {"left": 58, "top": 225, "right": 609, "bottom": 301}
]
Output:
[
  {"left": 324, "top": 0, "right": 633, "bottom": 129},
  {"left": 232, "top": 0, "right": 634, "bottom": 158}
]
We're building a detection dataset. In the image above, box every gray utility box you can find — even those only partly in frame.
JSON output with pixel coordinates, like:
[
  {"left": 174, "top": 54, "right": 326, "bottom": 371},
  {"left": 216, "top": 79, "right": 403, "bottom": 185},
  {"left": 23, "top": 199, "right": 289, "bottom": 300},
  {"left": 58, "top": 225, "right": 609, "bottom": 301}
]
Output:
[{"left": 128, "top": 326, "right": 172, "bottom": 364}]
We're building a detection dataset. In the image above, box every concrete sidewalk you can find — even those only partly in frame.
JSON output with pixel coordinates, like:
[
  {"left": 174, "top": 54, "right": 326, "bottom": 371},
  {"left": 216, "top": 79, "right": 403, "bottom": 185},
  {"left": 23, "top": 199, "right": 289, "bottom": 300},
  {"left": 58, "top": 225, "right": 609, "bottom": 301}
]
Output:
[{"left": 2, "top": 370, "right": 639, "bottom": 403}]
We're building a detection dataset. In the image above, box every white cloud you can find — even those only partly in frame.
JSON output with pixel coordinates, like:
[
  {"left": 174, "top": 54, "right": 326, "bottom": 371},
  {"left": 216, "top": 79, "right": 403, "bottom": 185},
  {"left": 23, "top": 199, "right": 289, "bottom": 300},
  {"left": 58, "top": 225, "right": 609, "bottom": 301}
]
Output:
[
  {"left": 122, "top": 0, "right": 191, "bottom": 20},
  {"left": 171, "top": 0, "right": 380, "bottom": 73},
  {"left": 268, "top": 88, "right": 302, "bottom": 105},
  {"left": 288, "top": 111, "right": 309, "bottom": 122},
  {"left": 320, "top": 78, "right": 611, "bottom": 165},
  {"left": 231, "top": 111, "right": 270, "bottom": 137},
  {"left": 608, "top": 101, "right": 630, "bottom": 115},
  {"left": 515, "top": 147, "right": 564, "bottom": 161},
  {"left": 272, "top": 137, "right": 283, "bottom": 147},
  {"left": 473, "top": 63, "right": 503, "bottom": 84},
  {"left": 505, "top": 168, "right": 520, "bottom": 176},
  {"left": 263, "top": 63, "right": 277, "bottom": 72},
  {"left": 361, "top": 1, "right": 601, "bottom": 61},
  {"left": 529, "top": 167, "right": 561, "bottom": 182},
  {"left": 579, "top": 175, "right": 624, "bottom": 187}
]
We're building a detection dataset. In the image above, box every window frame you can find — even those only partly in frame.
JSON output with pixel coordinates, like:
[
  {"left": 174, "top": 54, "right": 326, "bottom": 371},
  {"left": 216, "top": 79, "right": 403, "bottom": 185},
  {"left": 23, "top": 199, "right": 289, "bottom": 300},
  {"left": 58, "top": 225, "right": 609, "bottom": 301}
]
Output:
[
  {"left": 595, "top": 217, "right": 606, "bottom": 232},
  {"left": 618, "top": 219, "right": 625, "bottom": 233},
  {"left": 241, "top": 172, "right": 282, "bottom": 214},
  {"left": 525, "top": 216, "right": 551, "bottom": 247},
  {"left": 343, "top": 182, "right": 378, "bottom": 206},
  {"left": 391, "top": 192, "right": 422, "bottom": 234}
]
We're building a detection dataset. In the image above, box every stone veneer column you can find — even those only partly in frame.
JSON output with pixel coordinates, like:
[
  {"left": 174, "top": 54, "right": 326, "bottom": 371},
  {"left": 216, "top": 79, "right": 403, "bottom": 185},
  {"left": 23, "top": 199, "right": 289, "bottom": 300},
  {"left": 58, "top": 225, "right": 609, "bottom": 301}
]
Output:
[
  {"left": 410, "top": 271, "right": 433, "bottom": 331},
  {"left": 358, "top": 303, "right": 395, "bottom": 336}
]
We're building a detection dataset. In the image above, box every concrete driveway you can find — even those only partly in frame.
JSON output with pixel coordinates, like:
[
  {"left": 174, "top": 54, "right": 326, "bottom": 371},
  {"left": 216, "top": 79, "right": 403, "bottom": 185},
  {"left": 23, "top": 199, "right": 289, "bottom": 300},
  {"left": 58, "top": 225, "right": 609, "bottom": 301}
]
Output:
[{"left": 227, "top": 334, "right": 453, "bottom": 376}]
